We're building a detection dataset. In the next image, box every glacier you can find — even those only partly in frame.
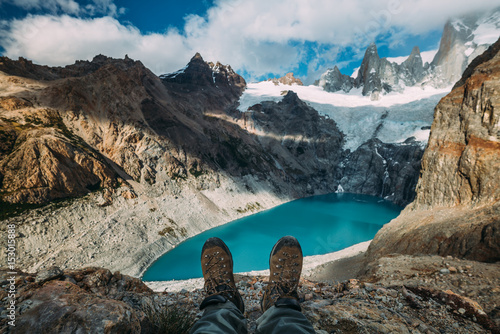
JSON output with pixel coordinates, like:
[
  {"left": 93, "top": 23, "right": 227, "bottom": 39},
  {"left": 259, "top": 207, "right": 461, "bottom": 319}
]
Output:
[{"left": 237, "top": 81, "right": 450, "bottom": 151}]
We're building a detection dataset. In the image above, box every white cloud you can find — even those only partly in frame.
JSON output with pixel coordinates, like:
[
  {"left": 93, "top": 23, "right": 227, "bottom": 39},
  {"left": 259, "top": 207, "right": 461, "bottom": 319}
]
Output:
[
  {"left": 0, "top": 0, "right": 122, "bottom": 16},
  {"left": 1, "top": 0, "right": 80, "bottom": 14},
  {"left": 0, "top": 15, "right": 192, "bottom": 74},
  {"left": 0, "top": 0, "right": 498, "bottom": 82},
  {"left": 84, "top": 0, "right": 119, "bottom": 17}
]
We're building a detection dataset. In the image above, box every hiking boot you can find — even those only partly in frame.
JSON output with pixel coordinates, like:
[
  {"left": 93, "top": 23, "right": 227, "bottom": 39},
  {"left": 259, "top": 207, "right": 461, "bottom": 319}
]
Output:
[
  {"left": 261, "top": 236, "right": 303, "bottom": 312},
  {"left": 199, "top": 237, "right": 244, "bottom": 313}
]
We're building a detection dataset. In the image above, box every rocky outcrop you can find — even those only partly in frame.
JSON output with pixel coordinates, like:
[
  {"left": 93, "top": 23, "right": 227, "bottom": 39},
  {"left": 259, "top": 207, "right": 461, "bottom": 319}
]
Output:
[
  {"left": 430, "top": 20, "right": 471, "bottom": 86},
  {"left": 319, "top": 44, "right": 429, "bottom": 98},
  {"left": 316, "top": 66, "right": 354, "bottom": 93},
  {"left": 243, "top": 91, "right": 344, "bottom": 192},
  {"left": 0, "top": 267, "right": 156, "bottom": 333},
  {"left": 429, "top": 9, "right": 499, "bottom": 86},
  {"left": 367, "top": 38, "right": 500, "bottom": 262},
  {"left": 356, "top": 43, "right": 398, "bottom": 96},
  {"left": 337, "top": 138, "right": 425, "bottom": 206},
  {"left": 161, "top": 53, "right": 246, "bottom": 100},
  {"left": 400, "top": 46, "right": 427, "bottom": 86},
  {"left": 412, "top": 38, "right": 500, "bottom": 210},
  {"left": 267, "top": 72, "right": 303, "bottom": 86},
  {"left": 0, "top": 109, "right": 118, "bottom": 204},
  {"left": 3, "top": 261, "right": 499, "bottom": 334}
]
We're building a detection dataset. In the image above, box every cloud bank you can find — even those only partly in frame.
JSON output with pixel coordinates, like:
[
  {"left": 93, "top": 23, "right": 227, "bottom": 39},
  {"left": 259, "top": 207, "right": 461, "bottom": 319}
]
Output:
[
  {"left": 0, "top": 0, "right": 122, "bottom": 16},
  {"left": 0, "top": 0, "right": 498, "bottom": 81}
]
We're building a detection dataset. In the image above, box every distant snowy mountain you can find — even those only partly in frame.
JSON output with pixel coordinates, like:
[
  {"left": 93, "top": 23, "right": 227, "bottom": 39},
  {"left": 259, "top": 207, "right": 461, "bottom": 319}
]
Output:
[
  {"left": 235, "top": 8, "right": 498, "bottom": 174},
  {"left": 316, "top": 8, "right": 500, "bottom": 99},
  {"left": 430, "top": 8, "right": 500, "bottom": 86}
]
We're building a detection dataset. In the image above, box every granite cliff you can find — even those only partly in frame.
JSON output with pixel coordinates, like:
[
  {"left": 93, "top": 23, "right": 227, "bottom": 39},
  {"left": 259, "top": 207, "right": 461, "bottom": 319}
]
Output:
[{"left": 367, "top": 37, "right": 500, "bottom": 263}]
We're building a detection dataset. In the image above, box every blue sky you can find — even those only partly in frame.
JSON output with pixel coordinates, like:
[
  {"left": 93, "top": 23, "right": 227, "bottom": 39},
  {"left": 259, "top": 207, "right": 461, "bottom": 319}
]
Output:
[{"left": 0, "top": 0, "right": 497, "bottom": 83}]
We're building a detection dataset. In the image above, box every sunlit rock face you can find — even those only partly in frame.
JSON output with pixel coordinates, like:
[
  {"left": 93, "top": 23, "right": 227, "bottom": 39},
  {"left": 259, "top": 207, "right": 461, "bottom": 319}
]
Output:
[{"left": 368, "top": 38, "right": 500, "bottom": 263}]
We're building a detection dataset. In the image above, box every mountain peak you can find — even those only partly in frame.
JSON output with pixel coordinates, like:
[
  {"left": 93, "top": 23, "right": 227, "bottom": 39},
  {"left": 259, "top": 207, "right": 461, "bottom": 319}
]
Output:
[
  {"left": 160, "top": 53, "right": 246, "bottom": 96},
  {"left": 366, "top": 43, "right": 379, "bottom": 56},
  {"left": 410, "top": 46, "right": 421, "bottom": 56},
  {"left": 191, "top": 52, "right": 204, "bottom": 61},
  {"left": 282, "top": 90, "right": 300, "bottom": 104},
  {"left": 268, "top": 72, "right": 303, "bottom": 86},
  {"left": 404, "top": 46, "right": 423, "bottom": 64}
]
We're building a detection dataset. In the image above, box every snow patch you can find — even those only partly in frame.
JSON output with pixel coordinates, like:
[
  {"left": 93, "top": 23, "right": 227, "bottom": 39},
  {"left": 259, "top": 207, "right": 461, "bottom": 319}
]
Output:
[
  {"left": 465, "top": 48, "right": 476, "bottom": 57},
  {"left": 160, "top": 65, "right": 188, "bottom": 79},
  {"left": 385, "top": 55, "right": 407, "bottom": 65},
  {"left": 238, "top": 81, "right": 450, "bottom": 110},
  {"left": 351, "top": 67, "right": 360, "bottom": 78},
  {"left": 385, "top": 49, "right": 438, "bottom": 65},
  {"left": 472, "top": 11, "right": 500, "bottom": 46},
  {"left": 420, "top": 50, "right": 439, "bottom": 64}
]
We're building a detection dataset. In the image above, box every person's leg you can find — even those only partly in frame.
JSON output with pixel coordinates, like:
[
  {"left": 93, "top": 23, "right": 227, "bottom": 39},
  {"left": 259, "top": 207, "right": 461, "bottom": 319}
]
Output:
[
  {"left": 256, "top": 306, "right": 315, "bottom": 334},
  {"left": 190, "top": 237, "right": 247, "bottom": 334},
  {"left": 256, "top": 236, "right": 315, "bottom": 334},
  {"left": 189, "top": 300, "right": 247, "bottom": 334}
]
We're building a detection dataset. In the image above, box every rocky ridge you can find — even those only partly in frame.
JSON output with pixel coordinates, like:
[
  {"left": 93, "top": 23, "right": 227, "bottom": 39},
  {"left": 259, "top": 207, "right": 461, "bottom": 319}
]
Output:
[
  {"left": 267, "top": 72, "right": 303, "bottom": 86},
  {"left": 0, "top": 107, "right": 119, "bottom": 204},
  {"left": 317, "top": 43, "right": 430, "bottom": 99}
]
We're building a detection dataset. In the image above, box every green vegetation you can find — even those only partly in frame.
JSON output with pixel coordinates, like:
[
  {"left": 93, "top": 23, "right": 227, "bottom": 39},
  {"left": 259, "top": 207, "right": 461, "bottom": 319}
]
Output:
[
  {"left": 236, "top": 202, "right": 262, "bottom": 214},
  {"left": 170, "top": 172, "right": 187, "bottom": 181},
  {"left": 142, "top": 302, "right": 195, "bottom": 334},
  {"left": 158, "top": 226, "right": 177, "bottom": 237},
  {"left": 23, "top": 115, "right": 43, "bottom": 125},
  {"left": 189, "top": 167, "right": 203, "bottom": 178},
  {"left": 158, "top": 218, "right": 187, "bottom": 238}
]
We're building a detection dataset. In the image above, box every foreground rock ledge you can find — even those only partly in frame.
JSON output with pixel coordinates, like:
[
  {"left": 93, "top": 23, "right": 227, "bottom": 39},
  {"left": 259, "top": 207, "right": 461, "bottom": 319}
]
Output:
[{"left": 1, "top": 259, "right": 499, "bottom": 333}]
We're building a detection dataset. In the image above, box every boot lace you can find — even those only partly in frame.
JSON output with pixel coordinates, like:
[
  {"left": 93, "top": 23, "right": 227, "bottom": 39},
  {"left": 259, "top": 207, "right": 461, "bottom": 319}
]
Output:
[
  {"left": 267, "top": 251, "right": 300, "bottom": 300},
  {"left": 203, "top": 251, "right": 235, "bottom": 298}
]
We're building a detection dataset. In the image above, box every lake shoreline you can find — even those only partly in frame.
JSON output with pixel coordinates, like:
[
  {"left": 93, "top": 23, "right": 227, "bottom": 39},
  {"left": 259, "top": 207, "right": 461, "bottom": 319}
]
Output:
[{"left": 144, "top": 240, "right": 371, "bottom": 292}]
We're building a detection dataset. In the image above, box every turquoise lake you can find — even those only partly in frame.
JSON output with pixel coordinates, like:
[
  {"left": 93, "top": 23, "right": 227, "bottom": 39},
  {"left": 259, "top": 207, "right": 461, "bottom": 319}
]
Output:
[{"left": 142, "top": 193, "right": 402, "bottom": 281}]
